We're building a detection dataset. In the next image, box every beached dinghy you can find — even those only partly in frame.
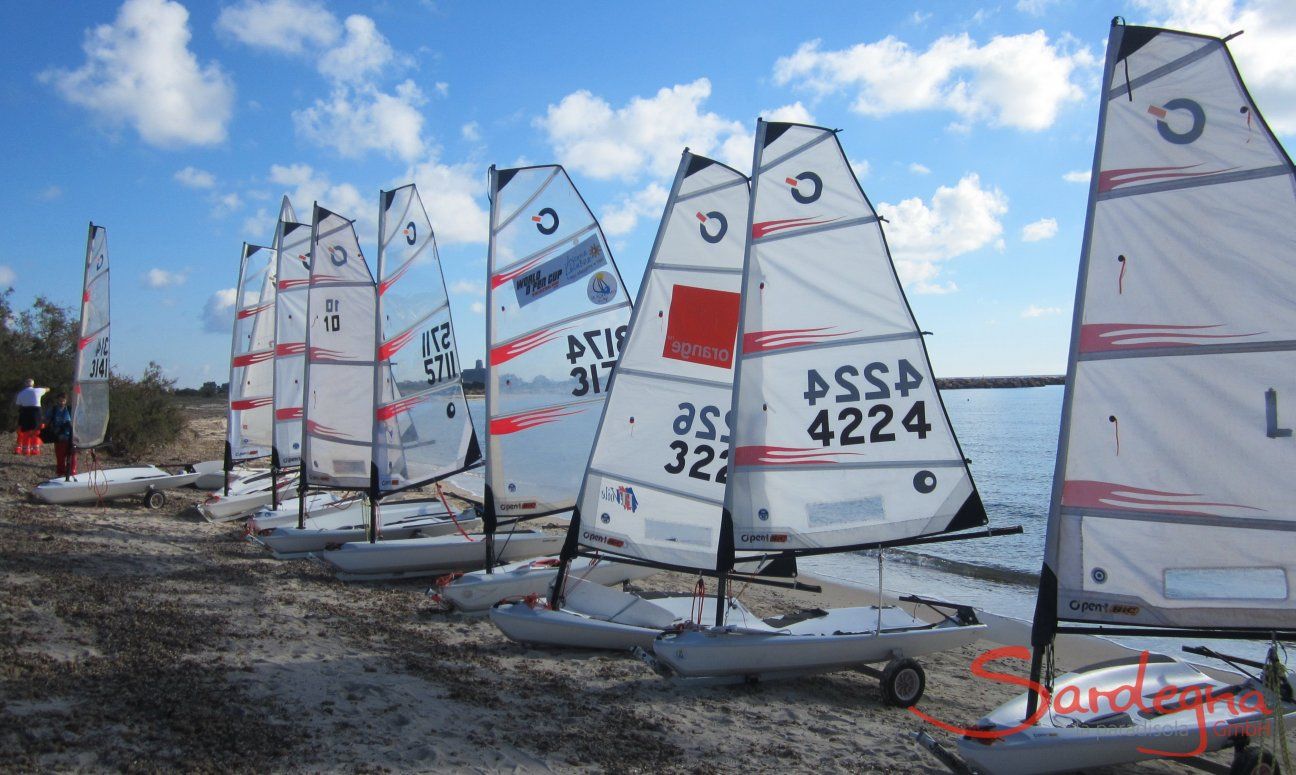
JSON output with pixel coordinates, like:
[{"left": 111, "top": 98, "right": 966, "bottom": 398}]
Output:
[
  {"left": 436, "top": 554, "right": 657, "bottom": 612},
  {"left": 303, "top": 186, "right": 486, "bottom": 579},
  {"left": 197, "top": 474, "right": 320, "bottom": 522},
  {"left": 946, "top": 20, "right": 1296, "bottom": 775},
  {"left": 641, "top": 122, "right": 1018, "bottom": 695},
  {"left": 492, "top": 152, "right": 788, "bottom": 645},
  {"left": 252, "top": 498, "right": 481, "bottom": 559},
  {"left": 33, "top": 465, "right": 200, "bottom": 507},
  {"left": 188, "top": 459, "right": 264, "bottom": 491}
]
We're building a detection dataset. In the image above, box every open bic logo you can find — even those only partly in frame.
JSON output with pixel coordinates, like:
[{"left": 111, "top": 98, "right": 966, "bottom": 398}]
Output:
[
  {"left": 1148, "top": 98, "right": 1206, "bottom": 144},
  {"left": 662, "top": 284, "right": 741, "bottom": 369}
]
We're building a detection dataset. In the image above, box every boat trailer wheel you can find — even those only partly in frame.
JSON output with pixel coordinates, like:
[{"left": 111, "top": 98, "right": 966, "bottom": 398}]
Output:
[
  {"left": 144, "top": 488, "right": 167, "bottom": 510},
  {"left": 1232, "top": 744, "right": 1281, "bottom": 775},
  {"left": 880, "top": 657, "right": 926, "bottom": 708}
]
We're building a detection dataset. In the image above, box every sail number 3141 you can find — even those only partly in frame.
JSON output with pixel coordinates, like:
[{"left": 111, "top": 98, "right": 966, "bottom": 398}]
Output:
[{"left": 803, "top": 360, "right": 933, "bottom": 446}]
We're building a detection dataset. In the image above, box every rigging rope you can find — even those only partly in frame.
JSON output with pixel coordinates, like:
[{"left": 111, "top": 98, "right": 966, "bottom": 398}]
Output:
[
  {"left": 1262, "top": 636, "right": 1292, "bottom": 771},
  {"left": 435, "top": 483, "right": 475, "bottom": 542},
  {"left": 89, "top": 450, "right": 107, "bottom": 507}
]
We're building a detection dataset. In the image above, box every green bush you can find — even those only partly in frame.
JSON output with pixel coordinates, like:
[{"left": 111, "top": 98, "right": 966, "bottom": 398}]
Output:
[{"left": 106, "top": 363, "right": 187, "bottom": 459}]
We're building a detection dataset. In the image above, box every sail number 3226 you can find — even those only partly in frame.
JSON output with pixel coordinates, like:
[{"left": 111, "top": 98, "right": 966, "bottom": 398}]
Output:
[
  {"left": 665, "top": 402, "right": 729, "bottom": 483},
  {"left": 803, "top": 360, "right": 932, "bottom": 446}
]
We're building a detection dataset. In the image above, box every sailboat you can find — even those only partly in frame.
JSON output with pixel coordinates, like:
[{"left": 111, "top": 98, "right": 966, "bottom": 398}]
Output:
[
  {"left": 34, "top": 223, "right": 199, "bottom": 505},
  {"left": 952, "top": 20, "right": 1296, "bottom": 775},
  {"left": 255, "top": 185, "right": 481, "bottom": 560},
  {"left": 222, "top": 241, "right": 276, "bottom": 484},
  {"left": 488, "top": 150, "right": 772, "bottom": 637},
  {"left": 316, "top": 165, "right": 631, "bottom": 580},
  {"left": 623, "top": 120, "right": 1020, "bottom": 699}
]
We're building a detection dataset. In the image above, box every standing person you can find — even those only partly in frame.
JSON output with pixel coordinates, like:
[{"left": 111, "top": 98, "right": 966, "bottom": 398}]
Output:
[
  {"left": 46, "top": 392, "right": 75, "bottom": 476},
  {"left": 13, "top": 378, "right": 49, "bottom": 455}
]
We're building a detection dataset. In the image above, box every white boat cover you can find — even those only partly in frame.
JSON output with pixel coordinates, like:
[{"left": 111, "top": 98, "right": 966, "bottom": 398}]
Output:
[
  {"left": 484, "top": 165, "right": 631, "bottom": 520},
  {"left": 1037, "top": 24, "right": 1296, "bottom": 633},
  {"left": 227, "top": 242, "right": 276, "bottom": 462},
  {"left": 375, "top": 184, "right": 481, "bottom": 494},
  {"left": 272, "top": 197, "right": 310, "bottom": 469},
  {"left": 570, "top": 152, "right": 749, "bottom": 570},
  {"left": 73, "top": 223, "right": 110, "bottom": 449},
  {"left": 726, "top": 121, "right": 987, "bottom": 555},
  {"left": 301, "top": 205, "right": 377, "bottom": 490}
]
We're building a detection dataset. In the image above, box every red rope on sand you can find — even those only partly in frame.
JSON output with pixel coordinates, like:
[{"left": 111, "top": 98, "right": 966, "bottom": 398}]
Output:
[
  {"left": 690, "top": 577, "right": 706, "bottom": 625},
  {"left": 89, "top": 450, "right": 107, "bottom": 507},
  {"left": 435, "top": 483, "right": 475, "bottom": 542}
]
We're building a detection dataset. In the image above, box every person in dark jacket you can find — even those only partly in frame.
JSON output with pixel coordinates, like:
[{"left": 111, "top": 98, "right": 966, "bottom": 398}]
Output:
[{"left": 47, "top": 392, "right": 75, "bottom": 477}]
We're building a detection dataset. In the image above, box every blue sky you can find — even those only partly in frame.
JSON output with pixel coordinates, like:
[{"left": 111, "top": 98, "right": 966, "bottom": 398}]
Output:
[{"left": 1, "top": 0, "right": 1292, "bottom": 387}]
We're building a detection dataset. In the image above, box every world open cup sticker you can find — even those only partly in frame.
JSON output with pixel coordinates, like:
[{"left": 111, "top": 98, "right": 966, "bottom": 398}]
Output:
[{"left": 662, "top": 284, "right": 741, "bottom": 369}]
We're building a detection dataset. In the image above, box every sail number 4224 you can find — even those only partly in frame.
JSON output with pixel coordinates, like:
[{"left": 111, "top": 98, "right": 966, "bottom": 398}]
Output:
[{"left": 803, "top": 360, "right": 932, "bottom": 446}]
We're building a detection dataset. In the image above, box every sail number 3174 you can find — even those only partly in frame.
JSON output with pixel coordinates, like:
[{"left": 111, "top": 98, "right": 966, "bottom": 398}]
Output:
[
  {"left": 566, "top": 326, "right": 628, "bottom": 397},
  {"left": 803, "top": 360, "right": 932, "bottom": 446}
]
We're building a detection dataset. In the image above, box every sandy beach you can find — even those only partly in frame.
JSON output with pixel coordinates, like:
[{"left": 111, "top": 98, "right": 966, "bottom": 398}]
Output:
[{"left": 0, "top": 404, "right": 1256, "bottom": 773}]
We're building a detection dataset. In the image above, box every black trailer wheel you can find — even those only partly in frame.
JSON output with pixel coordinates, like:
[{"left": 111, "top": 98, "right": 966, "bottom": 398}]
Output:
[
  {"left": 145, "top": 489, "right": 167, "bottom": 510},
  {"left": 880, "top": 657, "right": 926, "bottom": 708},
  {"left": 1232, "top": 746, "right": 1281, "bottom": 775}
]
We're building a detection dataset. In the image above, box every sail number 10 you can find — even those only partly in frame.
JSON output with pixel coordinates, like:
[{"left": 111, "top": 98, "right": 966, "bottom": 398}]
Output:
[
  {"left": 803, "top": 360, "right": 933, "bottom": 446},
  {"left": 566, "top": 325, "right": 628, "bottom": 397}
]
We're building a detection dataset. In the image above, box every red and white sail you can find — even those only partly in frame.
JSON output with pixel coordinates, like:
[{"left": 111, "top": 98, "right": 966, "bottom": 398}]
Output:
[
  {"left": 571, "top": 153, "right": 749, "bottom": 569},
  {"left": 301, "top": 205, "right": 377, "bottom": 490},
  {"left": 1040, "top": 25, "right": 1296, "bottom": 631},
  {"left": 272, "top": 197, "right": 310, "bottom": 469},
  {"left": 485, "top": 165, "right": 632, "bottom": 519},
  {"left": 72, "top": 223, "right": 110, "bottom": 449},
  {"left": 374, "top": 184, "right": 480, "bottom": 493},
  {"left": 726, "top": 121, "right": 986, "bottom": 554},
  {"left": 227, "top": 242, "right": 276, "bottom": 462}
]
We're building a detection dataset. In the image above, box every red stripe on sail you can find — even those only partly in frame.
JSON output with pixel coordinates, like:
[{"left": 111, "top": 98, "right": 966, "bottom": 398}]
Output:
[
  {"left": 491, "top": 255, "right": 545, "bottom": 289},
  {"left": 378, "top": 257, "right": 415, "bottom": 296},
  {"left": 308, "top": 346, "right": 350, "bottom": 362},
  {"left": 734, "top": 445, "right": 859, "bottom": 466},
  {"left": 1078, "top": 323, "right": 1263, "bottom": 353},
  {"left": 305, "top": 419, "right": 356, "bottom": 443},
  {"left": 379, "top": 327, "right": 417, "bottom": 361},
  {"left": 1097, "top": 164, "right": 1237, "bottom": 193},
  {"left": 751, "top": 216, "right": 839, "bottom": 240},
  {"left": 490, "top": 326, "right": 571, "bottom": 365},
  {"left": 376, "top": 394, "right": 427, "bottom": 422},
  {"left": 278, "top": 278, "right": 310, "bottom": 290},
  {"left": 743, "top": 326, "right": 859, "bottom": 354},
  {"left": 490, "top": 405, "right": 585, "bottom": 435},
  {"left": 232, "top": 350, "right": 275, "bottom": 367},
  {"left": 231, "top": 397, "right": 273, "bottom": 410},
  {"left": 275, "top": 407, "right": 302, "bottom": 421},
  {"left": 237, "top": 301, "right": 273, "bottom": 319},
  {"left": 276, "top": 342, "right": 306, "bottom": 357},
  {"left": 1062, "top": 480, "right": 1262, "bottom": 515}
]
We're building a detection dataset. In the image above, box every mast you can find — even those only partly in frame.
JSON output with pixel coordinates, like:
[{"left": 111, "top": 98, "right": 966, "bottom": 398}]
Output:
[
  {"left": 483, "top": 165, "right": 500, "bottom": 572},
  {"left": 370, "top": 190, "right": 387, "bottom": 544}
]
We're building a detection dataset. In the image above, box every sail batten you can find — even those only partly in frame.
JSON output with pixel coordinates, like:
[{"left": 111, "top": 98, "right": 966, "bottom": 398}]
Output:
[{"left": 72, "top": 223, "right": 110, "bottom": 450}]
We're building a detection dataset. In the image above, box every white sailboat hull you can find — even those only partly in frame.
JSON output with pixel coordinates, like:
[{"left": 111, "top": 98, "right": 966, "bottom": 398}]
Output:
[
  {"left": 436, "top": 556, "right": 657, "bottom": 612},
  {"left": 247, "top": 497, "right": 453, "bottom": 531},
  {"left": 651, "top": 606, "right": 984, "bottom": 679},
  {"left": 491, "top": 591, "right": 754, "bottom": 652},
  {"left": 315, "top": 531, "right": 562, "bottom": 581},
  {"left": 188, "top": 459, "right": 265, "bottom": 491},
  {"left": 256, "top": 512, "right": 482, "bottom": 559},
  {"left": 956, "top": 655, "right": 1294, "bottom": 775},
  {"left": 32, "top": 466, "right": 201, "bottom": 505},
  {"left": 198, "top": 481, "right": 317, "bottom": 522}
]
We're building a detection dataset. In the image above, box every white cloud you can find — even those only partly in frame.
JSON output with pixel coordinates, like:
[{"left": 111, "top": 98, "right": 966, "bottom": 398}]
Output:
[
  {"left": 174, "top": 166, "right": 215, "bottom": 189},
  {"left": 202, "top": 287, "right": 237, "bottom": 333},
  {"left": 268, "top": 163, "right": 371, "bottom": 239},
  {"left": 851, "top": 159, "right": 871, "bottom": 179},
  {"left": 317, "top": 14, "right": 395, "bottom": 84},
  {"left": 1135, "top": 0, "right": 1296, "bottom": 132},
  {"left": 1021, "top": 217, "right": 1058, "bottom": 242},
  {"left": 215, "top": 0, "right": 340, "bottom": 54},
  {"left": 144, "top": 268, "right": 186, "bottom": 288},
  {"left": 909, "top": 162, "right": 931, "bottom": 175},
  {"left": 295, "top": 80, "right": 427, "bottom": 161},
  {"left": 763, "top": 101, "right": 816, "bottom": 124},
  {"left": 461, "top": 121, "right": 480, "bottom": 141},
  {"left": 470, "top": 301, "right": 485, "bottom": 314},
  {"left": 38, "top": 185, "right": 62, "bottom": 201},
  {"left": 601, "top": 183, "right": 670, "bottom": 237},
  {"left": 0, "top": 265, "right": 15, "bottom": 286},
  {"left": 1022, "top": 304, "right": 1064, "bottom": 317},
  {"left": 1062, "top": 169, "right": 1090, "bottom": 184},
  {"left": 434, "top": 81, "right": 449, "bottom": 97},
  {"left": 774, "top": 31, "right": 1096, "bottom": 131},
  {"left": 536, "top": 78, "right": 747, "bottom": 182},
  {"left": 42, "top": 0, "right": 234, "bottom": 148},
  {"left": 242, "top": 207, "right": 274, "bottom": 240},
  {"left": 400, "top": 160, "right": 489, "bottom": 245},
  {"left": 878, "top": 173, "right": 1008, "bottom": 293},
  {"left": 212, "top": 192, "right": 243, "bottom": 216},
  {"left": 451, "top": 279, "right": 485, "bottom": 297},
  {"left": 1016, "top": 0, "right": 1058, "bottom": 15}
]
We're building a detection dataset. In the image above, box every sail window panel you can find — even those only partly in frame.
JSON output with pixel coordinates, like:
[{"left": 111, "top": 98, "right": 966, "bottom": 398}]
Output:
[
  {"left": 747, "top": 224, "right": 913, "bottom": 347},
  {"left": 304, "top": 359, "right": 375, "bottom": 488},
  {"left": 588, "top": 371, "right": 732, "bottom": 504},
  {"left": 490, "top": 306, "right": 630, "bottom": 416},
  {"left": 1063, "top": 354, "right": 1296, "bottom": 519},
  {"left": 576, "top": 470, "right": 719, "bottom": 569},
  {"left": 487, "top": 401, "right": 600, "bottom": 517},
  {"left": 1082, "top": 179, "right": 1296, "bottom": 350},
  {"left": 729, "top": 464, "right": 975, "bottom": 551},
  {"left": 72, "top": 381, "right": 109, "bottom": 450},
  {"left": 1101, "top": 42, "right": 1287, "bottom": 185},
  {"left": 1107, "top": 30, "right": 1209, "bottom": 91},
  {"left": 1062, "top": 517, "right": 1296, "bottom": 629},
  {"left": 375, "top": 381, "right": 474, "bottom": 492},
  {"left": 619, "top": 268, "right": 742, "bottom": 383},
  {"left": 381, "top": 306, "right": 459, "bottom": 391}
]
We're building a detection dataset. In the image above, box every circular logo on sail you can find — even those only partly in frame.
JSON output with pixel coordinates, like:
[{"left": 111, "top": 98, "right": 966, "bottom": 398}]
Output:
[
  {"left": 789, "top": 171, "right": 822, "bottom": 204},
  {"left": 404, "top": 221, "right": 417, "bottom": 245},
  {"left": 446, "top": 402, "right": 456, "bottom": 418},
  {"left": 587, "top": 271, "right": 616, "bottom": 304},
  {"left": 327, "top": 245, "right": 349, "bottom": 267},
  {"left": 913, "top": 470, "right": 937, "bottom": 494},
  {"left": 1091, "top": 567, "right": 1108, "bottom": 584},
  {"left": 698, "top": 211, "right": 728, "bottom": 243},
  {"left": 600, "top": 512, "right": 611, "bottom": 524},
  {"left": 94, "top": 252, "right": 104, "bottom": 270},
  {"left": 1150, "top": 98, "right": 1205, "bottom": 145},
  {"left": 533, "top": 207, "right": 559, "bottom": 235}
]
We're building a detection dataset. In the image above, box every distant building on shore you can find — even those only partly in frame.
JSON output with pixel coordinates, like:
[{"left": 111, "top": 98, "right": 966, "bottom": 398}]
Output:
[{"left": 463, "top": 359, "right": 485, "bottom": 393}]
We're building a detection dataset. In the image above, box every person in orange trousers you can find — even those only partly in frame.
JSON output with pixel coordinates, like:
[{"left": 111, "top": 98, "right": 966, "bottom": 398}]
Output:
[{"left": 14, "top": 378, "right": 49, "bottom": 455}]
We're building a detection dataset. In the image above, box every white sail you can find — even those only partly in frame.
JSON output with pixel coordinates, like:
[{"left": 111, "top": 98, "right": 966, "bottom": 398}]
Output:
[
  {"left": 1040, "top": 25, "right": 1296, "bottom": 632},
  {"left": 485, "top": 165, "right": 632, "bottom": 520},
  {"left": 572, "top": 153, "right": 749, "bottom": 569},
  {"left": 301, "top": 205, "right": 377, "bottom": 490},
  {"left": 726, "top": 121, "right": 986, "bottom": 554},
  {"left": 272, "top": 197, "right": 309, "bottom": 469},
  {"left": 227, "top": 242, "right": 276, "bottom": 462},
  {"left": 72, "top": 223, "right": 109, "bottom": 449},
  {"left": 375, "top": 184, "right": 481, "bottom": 493}
]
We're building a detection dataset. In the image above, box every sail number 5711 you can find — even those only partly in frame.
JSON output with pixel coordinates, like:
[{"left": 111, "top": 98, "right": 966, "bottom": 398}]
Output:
[{"left": 803, "top": 360, "right": 932, "bottom": 446}]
